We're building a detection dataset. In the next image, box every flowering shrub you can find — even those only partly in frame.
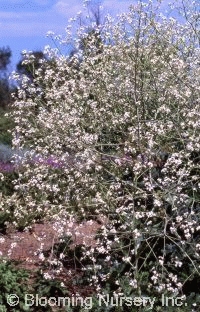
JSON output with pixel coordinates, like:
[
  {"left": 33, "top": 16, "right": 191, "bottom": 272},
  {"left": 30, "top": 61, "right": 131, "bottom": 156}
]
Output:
[
  {"left": 0, "top": 109, "right": 13, "bottom": 145},
  {"left": 3, "top": 0, "right": 200, "bottom": 308}
]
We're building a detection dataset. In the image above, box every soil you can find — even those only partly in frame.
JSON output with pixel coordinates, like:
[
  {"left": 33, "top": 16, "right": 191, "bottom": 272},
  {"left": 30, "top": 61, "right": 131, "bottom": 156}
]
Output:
[{"left": 0, "top": 218, "right": 105, "bottom": 297}]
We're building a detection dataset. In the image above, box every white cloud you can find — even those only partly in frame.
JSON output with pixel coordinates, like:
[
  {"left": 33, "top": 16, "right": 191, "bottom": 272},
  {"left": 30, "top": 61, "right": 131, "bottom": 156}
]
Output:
[
  {"left": 53, "top": 0, "right": 84, "bottom": 17},
  {"left": 0, "top": 21, "right": 59, "bottom": 37},
  {"left": 102, "top": 0, "right": 134, "bottom": 14},
  {"left": 0, "top": 10, "right": 65, "bottom": 38},
  {"left": 0, "top": 1, "right": 72, "bottom": 37},
  {"left": 0, "top": 11, "right": 22, "bottom": 19},
  {"left": 0, "top": 1, "right": 88, "bottom": 39},
  {"left": 0, "top": 0, "right": 174, "bottom": 39},
  {"left": 0, "top": 0, "right": 51, "bottom": 5}
]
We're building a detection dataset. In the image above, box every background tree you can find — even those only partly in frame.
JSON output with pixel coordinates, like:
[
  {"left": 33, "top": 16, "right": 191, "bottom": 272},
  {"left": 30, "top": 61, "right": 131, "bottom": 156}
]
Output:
[
  {"left": 0, "top": 46, "right": 15, "bottom": 145},
  {"left": 0, "top": 46, "right": 12, "bottom": 109},
  {"left": 0, "top": 46, "right": 11, "bottom": 71}
]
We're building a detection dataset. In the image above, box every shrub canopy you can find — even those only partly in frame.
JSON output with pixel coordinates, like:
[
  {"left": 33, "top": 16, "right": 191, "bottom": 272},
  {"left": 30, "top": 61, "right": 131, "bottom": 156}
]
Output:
[{"left": 3, "top": 0, "right": 200, "bottom": 306}]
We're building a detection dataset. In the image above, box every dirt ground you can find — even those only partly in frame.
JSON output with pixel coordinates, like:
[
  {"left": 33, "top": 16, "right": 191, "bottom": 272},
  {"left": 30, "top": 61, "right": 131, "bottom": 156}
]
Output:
[{"left": 0, "top": 218, "right": 105, "bottom": 296}]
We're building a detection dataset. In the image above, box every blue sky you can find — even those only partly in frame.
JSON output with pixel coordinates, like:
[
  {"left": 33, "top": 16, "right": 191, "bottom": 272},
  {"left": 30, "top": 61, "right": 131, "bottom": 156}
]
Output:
[
  {"left": 0, "top": 0, "right": 184, "bottom": 73},
  {"left": 0, "top": 0, "right": 140, "bottom": 71}
]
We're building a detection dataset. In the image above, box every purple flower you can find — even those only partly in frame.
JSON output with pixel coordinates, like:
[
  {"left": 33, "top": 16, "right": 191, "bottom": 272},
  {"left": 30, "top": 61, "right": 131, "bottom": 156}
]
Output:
[
  {"left": 30, "top": 154, "right": 65, "bottom": 169},
  {"left": 0, "top": 153, "right": 70, "bottom": 173},
  {"left": 0, "top": 161, "right": 15, "bottom": 173}
]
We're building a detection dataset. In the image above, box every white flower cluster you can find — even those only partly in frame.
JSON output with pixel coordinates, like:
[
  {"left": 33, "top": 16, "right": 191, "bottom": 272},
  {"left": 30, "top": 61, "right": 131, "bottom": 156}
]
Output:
[{"left": 1, "top": 0, "right": 200, "bottom": 301}]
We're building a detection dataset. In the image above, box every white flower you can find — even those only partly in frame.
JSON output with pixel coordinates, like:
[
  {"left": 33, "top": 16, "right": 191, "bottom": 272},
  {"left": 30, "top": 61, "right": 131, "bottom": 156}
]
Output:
[
  {"left": 38, "top": 253, "right": 45, "bottom": 261},
  {"left": 129, "top": 279, "right": 137, "bottom": 288},
  {"left": 0, "top": 237, "right": 5, "bottom": 243},
  {"left": 43, "top": 272, "right": 52, "bottom": 280},
  {"left": 122, "top": 256, "right": 131, "bottom": 263}
]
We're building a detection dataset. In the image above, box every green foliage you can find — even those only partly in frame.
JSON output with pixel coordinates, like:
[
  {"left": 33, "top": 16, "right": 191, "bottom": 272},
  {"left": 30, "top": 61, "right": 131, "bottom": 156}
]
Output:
[
  {"left": 0, "top": 109, "right": 14, "bottom": 145},
  {"left": 0, "top": 170, "right": 17, "bottom": 195},
  {"left": 31, "top": 271, "right": 70, "bottom": 312},
  {"left": 0, "top": 79, "right": 12, "bottom": 109},
  {"left": 0, "top": 260, "right": 30, "bottom": 312},
  {"left": 34, "top": 275, "right": 67, "bottom": 298}
]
